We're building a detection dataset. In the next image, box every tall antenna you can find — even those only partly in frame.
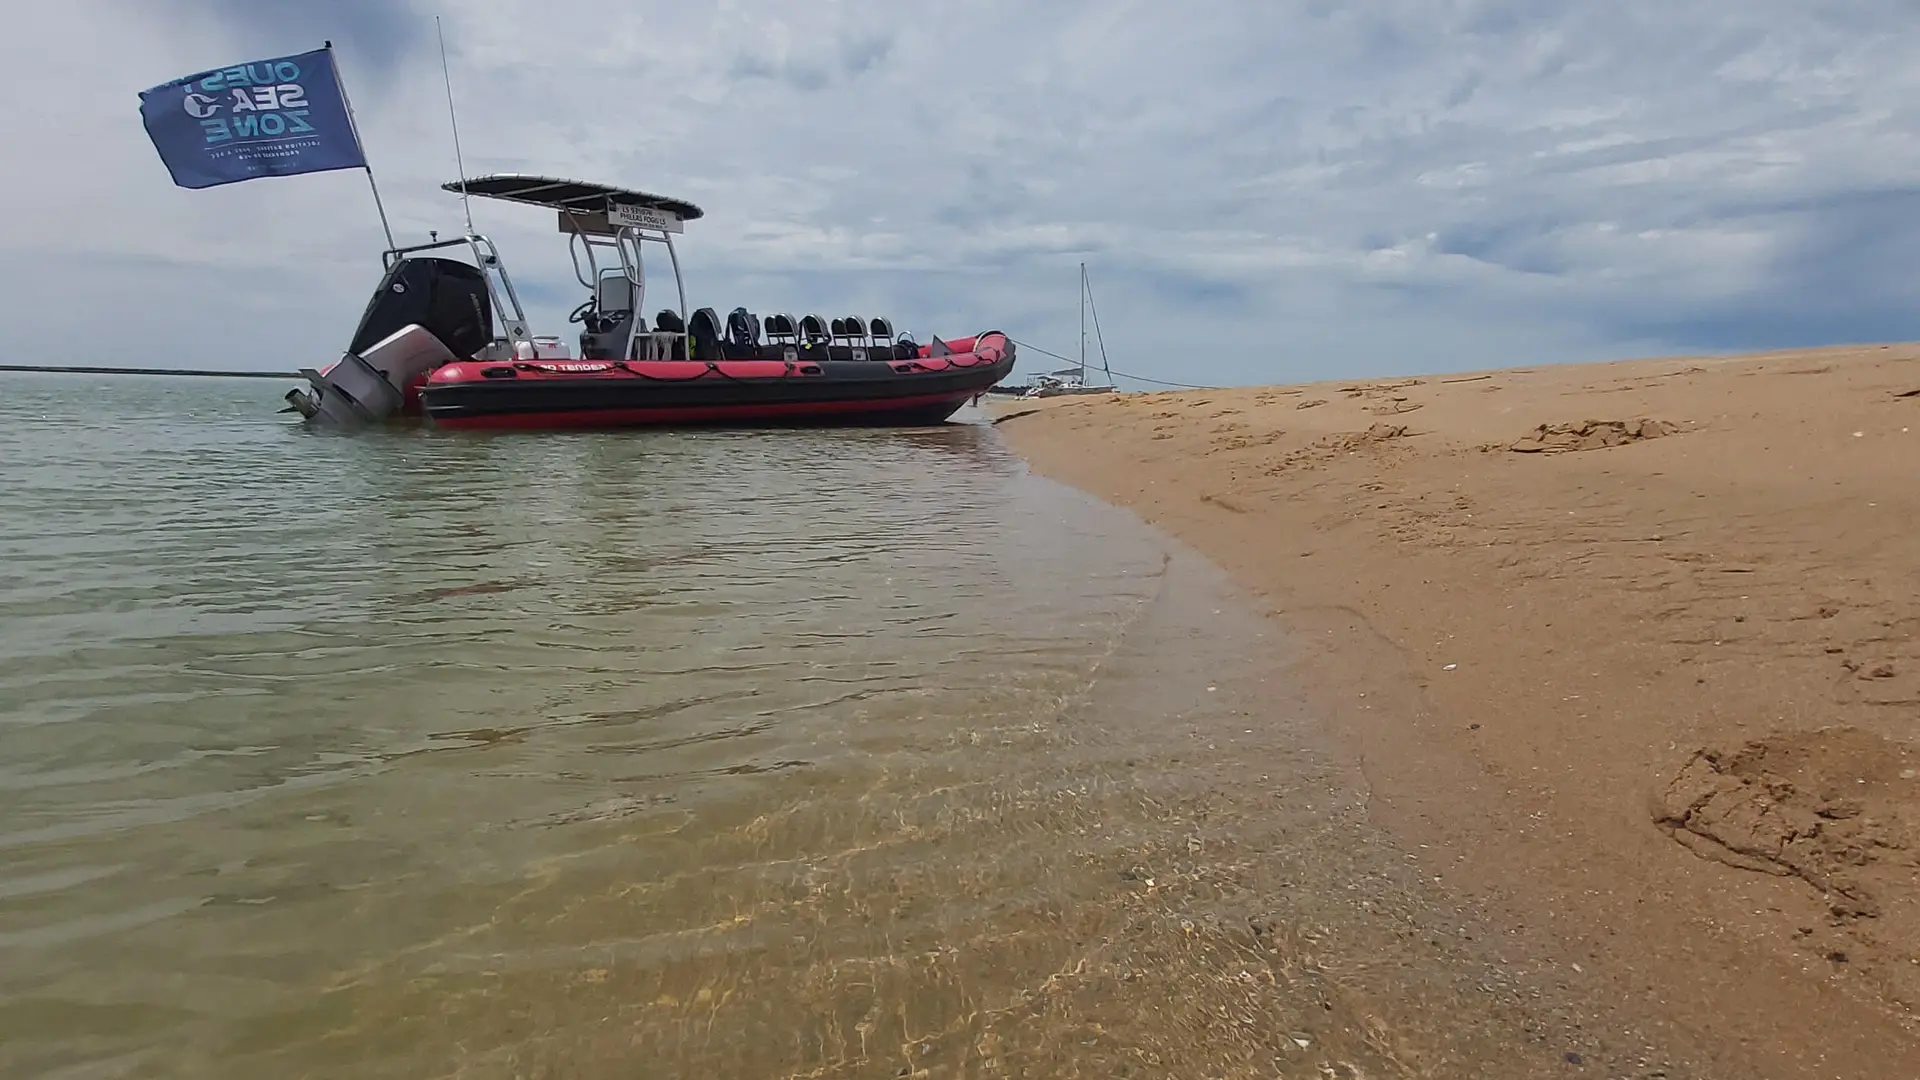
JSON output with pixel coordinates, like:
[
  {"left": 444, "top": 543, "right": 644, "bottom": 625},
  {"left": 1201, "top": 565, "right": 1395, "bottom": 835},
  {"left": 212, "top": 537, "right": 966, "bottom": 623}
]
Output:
[{"left": 436, "top": 16, "right": 475, "bottom": 236}]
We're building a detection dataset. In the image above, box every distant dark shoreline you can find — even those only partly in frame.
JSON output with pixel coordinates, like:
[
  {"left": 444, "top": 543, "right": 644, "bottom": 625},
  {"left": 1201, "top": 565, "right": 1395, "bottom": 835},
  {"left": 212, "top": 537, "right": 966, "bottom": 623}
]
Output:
[{"left": 0, "top": 365, "right": 300, "bottom": 378}]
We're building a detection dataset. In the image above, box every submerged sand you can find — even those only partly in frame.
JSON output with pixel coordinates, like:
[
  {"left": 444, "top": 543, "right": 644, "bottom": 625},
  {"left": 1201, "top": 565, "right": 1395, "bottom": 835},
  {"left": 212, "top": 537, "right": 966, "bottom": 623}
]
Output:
[{"left": 996, "top": 343, "right": 1920, "bottom": 1079}]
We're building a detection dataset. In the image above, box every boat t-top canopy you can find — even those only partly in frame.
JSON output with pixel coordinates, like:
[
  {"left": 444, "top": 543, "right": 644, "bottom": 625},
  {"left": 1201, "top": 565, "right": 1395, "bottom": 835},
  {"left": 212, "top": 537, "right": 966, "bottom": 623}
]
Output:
[
  {"left": 443, "top": 174, "right": 703, "bottom": 220},
  {"left": 442, "top": 174, "right": 704, "bottom": 237},
  {"left": 425, "top": 174, "right": 702, "bottom": 358}
]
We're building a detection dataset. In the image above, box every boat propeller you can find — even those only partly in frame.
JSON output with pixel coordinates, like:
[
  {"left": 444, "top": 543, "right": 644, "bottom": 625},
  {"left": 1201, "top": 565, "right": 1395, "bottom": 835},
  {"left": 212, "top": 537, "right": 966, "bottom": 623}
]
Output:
[{"left": 282, "top": 386, "right": 321, "bottom": 419}]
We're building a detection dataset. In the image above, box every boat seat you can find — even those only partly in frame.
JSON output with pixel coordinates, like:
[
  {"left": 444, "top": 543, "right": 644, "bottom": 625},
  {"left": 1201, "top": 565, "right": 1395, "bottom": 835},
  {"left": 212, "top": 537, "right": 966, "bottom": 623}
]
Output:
[
  {"left": 828, "top": 318, "right": 861, "bottom": 359},
  {"left": 687, "top": 307, "right": 724, "bottom": 360},
  {"left": 722, "top": 307, "right": 761, "bottom": 360},
  {"left": 835, "top": 316, "right": 871, "bottom": 359},
  {"left": 575, "top": 272, "right": 638, "bottom": 359},
  {"left": 725, "top": 307, "right": 760, "bottom": 346},
  {"left": 642, "top": 309, "right": 686, "bottom": 359},
  {"left": 764, "top": 313, "right": 797, "bottom": 343},
  {"left": 870, "top": 319, "right": 915, "bottom": 360},
  {"left": 799, "top": 314, "right": 830, "bottom": 347},
  {"left": 596, "top": 272, "right": 635, "bottom": 320}
]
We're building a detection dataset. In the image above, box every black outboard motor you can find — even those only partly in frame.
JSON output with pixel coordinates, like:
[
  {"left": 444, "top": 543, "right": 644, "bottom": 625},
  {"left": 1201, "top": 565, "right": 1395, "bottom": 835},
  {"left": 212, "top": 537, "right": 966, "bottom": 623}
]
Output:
[{"left": 347, "top": 256, "right": 494, "bottom": 360}]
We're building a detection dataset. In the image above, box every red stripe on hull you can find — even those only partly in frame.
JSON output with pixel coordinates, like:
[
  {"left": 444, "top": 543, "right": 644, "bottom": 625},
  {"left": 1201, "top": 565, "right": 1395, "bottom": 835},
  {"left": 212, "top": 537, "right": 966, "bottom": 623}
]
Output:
[{"left": 429, "top": 389, "right": 979, "bottom": 431}]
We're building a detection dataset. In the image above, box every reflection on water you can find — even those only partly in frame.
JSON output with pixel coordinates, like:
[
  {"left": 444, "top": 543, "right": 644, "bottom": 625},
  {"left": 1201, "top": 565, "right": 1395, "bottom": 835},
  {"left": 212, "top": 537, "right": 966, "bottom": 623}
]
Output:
[{"left": 0, "top": 374, "right": 1622, "bottom": 1079}]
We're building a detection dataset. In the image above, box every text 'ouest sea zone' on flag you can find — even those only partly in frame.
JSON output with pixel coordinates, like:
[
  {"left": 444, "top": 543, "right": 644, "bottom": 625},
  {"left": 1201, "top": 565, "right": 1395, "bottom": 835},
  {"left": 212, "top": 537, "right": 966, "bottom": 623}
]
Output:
[{"left": 138, "top": 46, "right": 368, "bottom": 190}]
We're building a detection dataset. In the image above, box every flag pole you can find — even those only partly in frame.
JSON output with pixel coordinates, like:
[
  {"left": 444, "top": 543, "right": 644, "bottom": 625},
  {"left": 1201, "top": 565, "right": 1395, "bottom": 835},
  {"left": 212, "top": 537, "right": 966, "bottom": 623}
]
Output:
[{"left": 324, "top": 40, "right": 397, "bottom": 252}]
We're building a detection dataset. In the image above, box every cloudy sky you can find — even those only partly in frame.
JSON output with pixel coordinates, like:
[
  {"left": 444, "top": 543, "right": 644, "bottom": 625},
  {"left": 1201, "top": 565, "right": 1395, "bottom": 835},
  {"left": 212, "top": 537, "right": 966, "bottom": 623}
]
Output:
[{"left": 4, "top": 0, "right": 1918, "bottom": 385}]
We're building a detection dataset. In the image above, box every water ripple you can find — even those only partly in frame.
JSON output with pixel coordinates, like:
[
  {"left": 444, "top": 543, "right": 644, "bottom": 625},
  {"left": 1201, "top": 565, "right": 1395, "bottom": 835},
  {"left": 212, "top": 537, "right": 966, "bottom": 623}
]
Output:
[{"left": 0, "top": 373, "right": 1184, "bottom": 1076}]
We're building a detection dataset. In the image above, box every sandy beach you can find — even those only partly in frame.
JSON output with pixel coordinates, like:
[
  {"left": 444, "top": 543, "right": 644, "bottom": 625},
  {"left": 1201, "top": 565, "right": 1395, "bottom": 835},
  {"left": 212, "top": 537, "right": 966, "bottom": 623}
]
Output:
[{"left": 997, "top": 344, "right": 1920, "bottom": 1078}]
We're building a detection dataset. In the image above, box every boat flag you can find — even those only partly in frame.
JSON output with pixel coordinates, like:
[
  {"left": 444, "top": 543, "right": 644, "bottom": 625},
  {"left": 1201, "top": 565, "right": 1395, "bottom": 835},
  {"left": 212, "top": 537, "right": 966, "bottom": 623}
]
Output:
[
  {"left": 138, "top": 44, "right": 395, "bottom": 248},
  {"left": 137, "top": 46, "right": 372, "bottom": 189}
]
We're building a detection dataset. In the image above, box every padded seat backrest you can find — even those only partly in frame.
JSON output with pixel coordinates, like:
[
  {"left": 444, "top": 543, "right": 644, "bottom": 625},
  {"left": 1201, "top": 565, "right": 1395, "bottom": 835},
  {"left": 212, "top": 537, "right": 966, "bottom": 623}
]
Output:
[
  {"left": 687, "top": 307, "right": 722, "bottom": 357},
  {"left": 868, "top": 317, "right": 894, "bottom": 342},
  {"left": 596, "top": 271, "right": 634, "bottom": 315},
  {"left": 655, "top": 309, "right": 685, "bottom": 333},
  {"left": 799, "top": 314, "right": 830, "bottom": 344},
  {"left": 726, "top": 307, "right": 758, "bottom": 346}
]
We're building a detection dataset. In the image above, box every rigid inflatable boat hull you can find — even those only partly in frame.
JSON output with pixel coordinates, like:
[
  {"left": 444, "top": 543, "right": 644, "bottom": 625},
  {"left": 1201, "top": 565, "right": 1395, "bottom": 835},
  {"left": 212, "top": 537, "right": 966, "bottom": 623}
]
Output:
[{"left": 419, "top": 334, "right": 1015, "bottom": 432}]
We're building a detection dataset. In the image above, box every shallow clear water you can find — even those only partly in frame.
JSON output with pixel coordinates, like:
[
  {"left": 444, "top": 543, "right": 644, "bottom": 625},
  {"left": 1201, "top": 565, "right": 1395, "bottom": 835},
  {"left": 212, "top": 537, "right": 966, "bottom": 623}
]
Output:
[
  {"left": 0, "top": 375, "right": 1192, "bottom": 1075},
  {"left": 0, "top": 374, "right": 1626, "bottom": 1079}
]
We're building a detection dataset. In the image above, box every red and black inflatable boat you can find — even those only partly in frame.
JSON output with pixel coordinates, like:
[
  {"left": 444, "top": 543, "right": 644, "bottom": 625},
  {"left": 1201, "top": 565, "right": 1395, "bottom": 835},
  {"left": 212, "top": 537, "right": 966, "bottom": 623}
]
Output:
[
  {"left": 284, "top": 174, "right": 1016, "bottom": 432},
  {"left": 420, "top": 332, "right": 1014, "bottom": 431}
]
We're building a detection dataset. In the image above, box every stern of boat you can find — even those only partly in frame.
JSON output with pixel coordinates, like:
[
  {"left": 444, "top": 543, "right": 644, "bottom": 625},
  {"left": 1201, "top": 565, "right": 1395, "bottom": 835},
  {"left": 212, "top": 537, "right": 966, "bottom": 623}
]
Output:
[{"left": 287, "top": 254, "right": 497, "bottom": 427}]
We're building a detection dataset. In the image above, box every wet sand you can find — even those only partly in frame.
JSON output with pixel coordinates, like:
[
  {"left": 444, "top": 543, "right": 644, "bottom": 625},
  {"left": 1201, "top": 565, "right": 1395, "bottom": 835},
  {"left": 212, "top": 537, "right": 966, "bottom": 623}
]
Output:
[{"left": 996, "top": 343, "right": 1920, "bottom": 1079}]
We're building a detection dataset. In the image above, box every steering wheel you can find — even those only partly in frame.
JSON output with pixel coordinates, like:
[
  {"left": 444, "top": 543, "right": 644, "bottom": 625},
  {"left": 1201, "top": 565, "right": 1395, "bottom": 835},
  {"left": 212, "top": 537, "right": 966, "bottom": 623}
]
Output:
[{"left": 568, "top": 299, "right": 596, "bottom": 324}]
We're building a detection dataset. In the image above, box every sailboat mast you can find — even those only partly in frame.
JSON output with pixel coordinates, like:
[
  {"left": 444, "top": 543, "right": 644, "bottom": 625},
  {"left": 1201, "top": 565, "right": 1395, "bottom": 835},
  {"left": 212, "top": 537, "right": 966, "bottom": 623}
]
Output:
[{"left": 1079, "top": 262, "right": 1087, "bottom": 381}]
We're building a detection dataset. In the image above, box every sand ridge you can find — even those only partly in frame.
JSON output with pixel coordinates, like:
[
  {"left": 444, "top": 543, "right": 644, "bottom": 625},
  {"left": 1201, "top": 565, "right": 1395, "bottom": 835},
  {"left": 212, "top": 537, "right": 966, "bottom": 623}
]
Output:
[{"left": 996, "top": 342, "right": 1920, "bottom": 1078}]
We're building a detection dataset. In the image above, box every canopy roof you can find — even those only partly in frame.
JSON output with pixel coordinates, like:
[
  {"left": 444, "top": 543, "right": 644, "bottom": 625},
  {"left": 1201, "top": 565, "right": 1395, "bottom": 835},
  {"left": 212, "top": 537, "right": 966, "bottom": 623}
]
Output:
[{"left": 441, "top": 174, "right": 705, "bottom": 221}]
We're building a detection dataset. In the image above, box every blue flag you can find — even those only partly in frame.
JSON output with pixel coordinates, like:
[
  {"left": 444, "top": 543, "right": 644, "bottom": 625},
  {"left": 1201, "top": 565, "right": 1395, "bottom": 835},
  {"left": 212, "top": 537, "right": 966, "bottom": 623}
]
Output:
[{"left": 138, "top": 47, "right": 367, "bottom": 190}]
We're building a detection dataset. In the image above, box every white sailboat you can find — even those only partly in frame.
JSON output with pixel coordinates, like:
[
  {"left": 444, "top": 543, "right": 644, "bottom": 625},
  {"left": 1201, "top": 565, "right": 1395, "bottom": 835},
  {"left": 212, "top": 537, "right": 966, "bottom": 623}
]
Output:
[{"left": 1025, "top": 263, "right": 1117, "bottom": 398}]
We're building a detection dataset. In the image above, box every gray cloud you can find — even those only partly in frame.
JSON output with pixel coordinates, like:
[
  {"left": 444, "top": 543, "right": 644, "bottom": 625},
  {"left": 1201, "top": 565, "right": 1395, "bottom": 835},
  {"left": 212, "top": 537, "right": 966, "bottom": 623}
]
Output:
[
  {"left": 838, "top": 31, "right": 894, "bottom": 76},
  {"left": 726, "top": 27, "right": 892, "bottom": 91},
  {"left": 1613, "top": 187, "right": 1920, "bottom": 349},
  {"left": 178, "top": 0, "right": 427, "bottom": 74},
  {"left": 727, "top": 54, "right": 832, "bottom": 92},
  {"left": 2, "top": 0, "right": 1918, "bottom": 383}
]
